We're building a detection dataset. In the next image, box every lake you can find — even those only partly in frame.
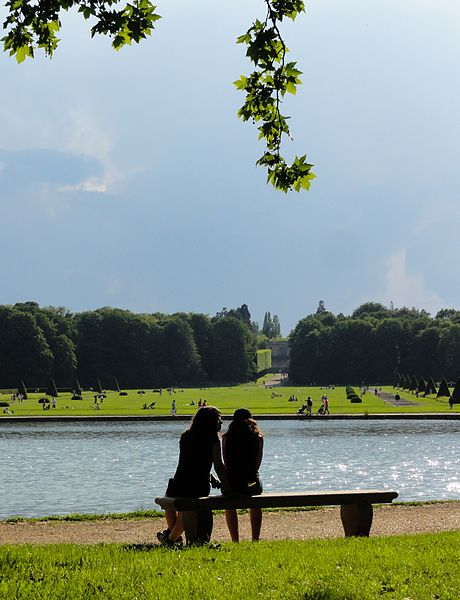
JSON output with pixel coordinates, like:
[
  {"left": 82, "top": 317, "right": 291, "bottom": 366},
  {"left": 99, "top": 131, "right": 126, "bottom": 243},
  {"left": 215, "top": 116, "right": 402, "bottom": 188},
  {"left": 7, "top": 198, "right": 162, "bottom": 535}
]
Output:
[{"left": 1, "top": 419, "right": 459, "bottom": 518}]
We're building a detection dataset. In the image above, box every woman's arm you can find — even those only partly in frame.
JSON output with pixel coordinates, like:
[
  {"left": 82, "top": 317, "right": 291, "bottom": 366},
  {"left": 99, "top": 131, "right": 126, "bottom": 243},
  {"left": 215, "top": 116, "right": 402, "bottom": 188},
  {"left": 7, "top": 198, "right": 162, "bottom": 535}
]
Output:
[
  {"left": 222, "top": 435, "right": 228, "bottom": 466},
  {"left": 256, "top": 436, "right": 264, "bottom": 471},
  {"left": 212, "top": 439, "right": 232, "bottom": 494}
]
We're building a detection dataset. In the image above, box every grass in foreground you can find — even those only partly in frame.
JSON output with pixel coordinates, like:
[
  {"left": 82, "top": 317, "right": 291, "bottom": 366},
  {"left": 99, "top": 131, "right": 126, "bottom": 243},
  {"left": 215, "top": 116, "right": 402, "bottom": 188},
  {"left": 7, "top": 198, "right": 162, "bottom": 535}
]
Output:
[
  {"left": 1, "top": 532, "right": 459, "bottom": 599},
  {"left": 0, "top": 383, "right": 456, "bottom": 417}
]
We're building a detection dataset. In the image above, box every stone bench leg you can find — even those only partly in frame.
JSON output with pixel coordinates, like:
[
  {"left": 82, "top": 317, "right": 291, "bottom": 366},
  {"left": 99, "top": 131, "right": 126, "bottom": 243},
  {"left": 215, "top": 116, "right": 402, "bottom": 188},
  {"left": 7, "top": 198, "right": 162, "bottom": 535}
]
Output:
[
  {"left": 340, "top": 503, "right": 373, "bottom": 537},
  {"left": 182, "top": 510, "right": 213, "bottom": 545}
]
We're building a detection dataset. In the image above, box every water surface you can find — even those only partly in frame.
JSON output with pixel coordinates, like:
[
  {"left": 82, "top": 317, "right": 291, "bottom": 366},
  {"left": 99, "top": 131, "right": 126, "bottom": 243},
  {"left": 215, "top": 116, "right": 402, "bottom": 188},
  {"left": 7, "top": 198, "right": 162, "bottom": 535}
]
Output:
[{"left": 1, "top": 420, "right": 459, "bottom": 518}]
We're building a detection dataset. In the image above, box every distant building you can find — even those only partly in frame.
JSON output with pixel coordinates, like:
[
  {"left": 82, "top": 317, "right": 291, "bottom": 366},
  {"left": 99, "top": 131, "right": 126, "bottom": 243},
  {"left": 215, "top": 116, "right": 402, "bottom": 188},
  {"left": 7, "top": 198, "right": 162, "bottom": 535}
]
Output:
[{"left": 267, "top": 341, "right": 290, "bottom": 370}]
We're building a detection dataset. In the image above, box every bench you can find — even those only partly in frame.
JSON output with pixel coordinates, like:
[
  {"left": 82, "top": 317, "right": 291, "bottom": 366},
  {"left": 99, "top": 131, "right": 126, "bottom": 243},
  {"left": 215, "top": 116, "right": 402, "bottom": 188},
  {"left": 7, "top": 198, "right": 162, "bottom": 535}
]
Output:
[{"left": 155, "top": 489, "right": 399, "bottom": 544}]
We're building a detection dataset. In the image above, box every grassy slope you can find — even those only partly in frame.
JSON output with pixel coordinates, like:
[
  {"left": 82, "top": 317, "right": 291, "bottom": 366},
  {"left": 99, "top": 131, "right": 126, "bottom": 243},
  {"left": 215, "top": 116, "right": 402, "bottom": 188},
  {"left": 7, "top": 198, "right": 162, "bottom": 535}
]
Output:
[
  {"left": 0, "top": 383, "right": 455, "bottom": 417},
  {"left": 1, "top": 532, "right": 459, "bottom": 599}
]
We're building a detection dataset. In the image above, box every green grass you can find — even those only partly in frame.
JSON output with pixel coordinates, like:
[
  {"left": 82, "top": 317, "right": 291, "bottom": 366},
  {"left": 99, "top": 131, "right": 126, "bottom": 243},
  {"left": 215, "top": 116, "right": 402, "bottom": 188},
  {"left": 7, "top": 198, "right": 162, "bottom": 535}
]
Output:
[
  {"left": 1, "top": 532, "right": 459, "bottom": 599},
  {"left": 3, "top": 501, "right": 454, "bottom": 523},
  {"left": 0, "top": 383, "right": 456, "bottom": 417},
  {"left": 3, "top": 509, "right": 164, "bottom": 523}
]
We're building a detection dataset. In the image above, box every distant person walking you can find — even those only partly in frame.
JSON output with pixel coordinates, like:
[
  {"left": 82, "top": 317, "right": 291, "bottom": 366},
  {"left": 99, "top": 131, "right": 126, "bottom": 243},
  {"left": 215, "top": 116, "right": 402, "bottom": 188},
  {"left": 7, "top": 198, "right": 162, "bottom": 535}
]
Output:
[
  {"left": 171, "top": 399, "right": 176, "bottom": 416},
  {"left": 223, "top": 409, "right": 264, "bottom": 542},
  {"left": 307, "top": 396, "right": 313, "bottom": 416}
]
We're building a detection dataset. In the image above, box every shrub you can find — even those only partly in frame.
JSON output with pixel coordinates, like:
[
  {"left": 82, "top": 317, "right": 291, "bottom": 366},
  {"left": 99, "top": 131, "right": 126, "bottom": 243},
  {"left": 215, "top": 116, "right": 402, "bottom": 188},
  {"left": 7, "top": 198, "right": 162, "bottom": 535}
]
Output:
[
  {"left": 47, "top": 379, "right": 58, "bottom": 397},
  {"left": 18, "top": 380, "right": 28, "bottom": 400},
  {"left": 256, "top": 349, "right": 272, "bottom": 373},
  {"left": 437, "top": 378, "right": 450, "bottom": 398}
]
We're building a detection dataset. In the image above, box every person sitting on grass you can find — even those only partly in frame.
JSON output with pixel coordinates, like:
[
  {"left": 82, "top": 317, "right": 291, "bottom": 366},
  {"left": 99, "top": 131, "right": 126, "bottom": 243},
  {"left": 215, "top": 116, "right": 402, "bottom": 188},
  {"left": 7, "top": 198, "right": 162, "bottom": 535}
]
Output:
[
  {"left": 157, "top": 406, "right": 231, "bottom": 546},
  {"left": 222, "top": 408, "right": 264, "bottom": 542}
]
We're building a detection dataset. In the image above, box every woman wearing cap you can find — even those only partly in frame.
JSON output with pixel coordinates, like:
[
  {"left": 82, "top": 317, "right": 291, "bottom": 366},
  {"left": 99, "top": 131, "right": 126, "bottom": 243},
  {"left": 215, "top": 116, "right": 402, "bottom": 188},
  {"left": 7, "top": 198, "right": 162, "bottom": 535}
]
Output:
[
  {"left": 157, "top": 405, "right": 230, "bottom": 546},
  {"left": 222, "top": 408, "right": 264, "bottom": 542}
]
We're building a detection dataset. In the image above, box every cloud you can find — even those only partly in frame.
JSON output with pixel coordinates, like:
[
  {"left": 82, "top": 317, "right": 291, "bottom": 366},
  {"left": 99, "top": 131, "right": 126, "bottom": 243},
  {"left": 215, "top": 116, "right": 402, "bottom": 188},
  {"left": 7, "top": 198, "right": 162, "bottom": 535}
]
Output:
[
  {"left": 0, "top": 148, "right": 108, "bottom": 220},
  {"left": 382, "top": 248, "right": 445, "bottom": 313},
  {"left": 59, "top": 175, "right": 110, "bottom": 194},
  {"left": 63, "top": 107, "right": 111, "bottom": 163},
  {"left": 0, "top": 103, "right": 115, "bottom": 193}
]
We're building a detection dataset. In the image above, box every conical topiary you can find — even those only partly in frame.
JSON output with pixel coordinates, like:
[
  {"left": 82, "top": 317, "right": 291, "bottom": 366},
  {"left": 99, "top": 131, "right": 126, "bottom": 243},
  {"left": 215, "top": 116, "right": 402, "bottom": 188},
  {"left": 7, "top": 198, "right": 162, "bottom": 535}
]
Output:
[
  {"left": 114, "top": 378, "right": 121, "bottom": 393},
  {"left": 450, "top": 379, "right": 460, "bottom": 404},
  {"left": 437, "top": 378, "right": 450, "bottom": 398},
  {"left": 73, "top": 378, "right": 82, "bottom": 396},
  {"left": 47, "top": 378, "right": 59, "bottom": 397},
  {"left": 418, "top": 377, "right": 427, "bottom": 394},
  {"left": 97, "top": 379, "right": 103, "bottom": 394},
  {"left": 426, "top": 377, "right": 437, "bottom": 395},
  {"left": 410, "top": 375, "right": 418, "bottom": 392},
  {"left": 18, "top": 380, "right": 28, "bottom": 400},
  {"left": 403, "top": 375, "right": 411, "bottom": 390},
  {"left": 393, "top": 372, "right": 401, "bottom": 388}
]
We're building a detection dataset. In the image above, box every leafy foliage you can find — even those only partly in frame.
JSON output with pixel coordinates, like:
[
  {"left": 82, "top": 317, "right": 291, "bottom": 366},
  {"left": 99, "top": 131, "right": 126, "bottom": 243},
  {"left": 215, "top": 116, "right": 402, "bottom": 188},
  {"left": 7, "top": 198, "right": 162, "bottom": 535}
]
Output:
[
  {"left": 290, "top": 302, "right": 460, "bottom": 385},
  {"left": 256, "top": 348, "right": 272, "bottom": 372},
  {"left": 1, "top": 0, "right": 161, "bottom": 62},
  {"left": 262, "top": 311, "right": 281, "bottom": 338},
  {"left": 2, "top": 0, "right": 314, "bottom": 193},
  {"left": 0, "top": 302, "right": 260, "bottom": 388},
  {"left": 235, "top": 1, "right": 315, "bottom": 192}
]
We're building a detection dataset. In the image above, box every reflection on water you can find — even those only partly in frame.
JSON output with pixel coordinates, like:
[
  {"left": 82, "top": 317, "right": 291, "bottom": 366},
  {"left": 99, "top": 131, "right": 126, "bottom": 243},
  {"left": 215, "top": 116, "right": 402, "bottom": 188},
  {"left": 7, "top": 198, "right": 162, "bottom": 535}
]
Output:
[{"left": 0, "top": 420, "right": 459, "bottom": 518}]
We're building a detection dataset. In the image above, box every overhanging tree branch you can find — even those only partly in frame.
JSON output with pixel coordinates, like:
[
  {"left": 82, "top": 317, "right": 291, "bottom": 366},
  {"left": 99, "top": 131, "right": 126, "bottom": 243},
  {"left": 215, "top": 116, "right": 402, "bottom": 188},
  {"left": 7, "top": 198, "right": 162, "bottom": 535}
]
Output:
[{"left": 1, "top": 0, "right": 315, "bottom": 193}]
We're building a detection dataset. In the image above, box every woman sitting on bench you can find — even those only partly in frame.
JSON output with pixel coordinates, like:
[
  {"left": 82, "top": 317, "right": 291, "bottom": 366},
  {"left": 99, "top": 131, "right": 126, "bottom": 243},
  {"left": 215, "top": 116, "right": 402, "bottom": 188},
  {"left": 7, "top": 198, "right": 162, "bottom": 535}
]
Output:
[
  {"left": 223, "top": 408, "right": 264, "bottom": 542},
  {"left": 157, "top": 406, "right": 231, "bottom": 546}
]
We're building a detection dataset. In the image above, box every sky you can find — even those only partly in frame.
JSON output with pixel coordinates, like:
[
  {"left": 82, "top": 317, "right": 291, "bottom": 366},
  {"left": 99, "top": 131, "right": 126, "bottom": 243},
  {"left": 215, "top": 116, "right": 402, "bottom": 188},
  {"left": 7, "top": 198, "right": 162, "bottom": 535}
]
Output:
[{"left": 1, "top": 0, "right": 460, "bottom": 335}]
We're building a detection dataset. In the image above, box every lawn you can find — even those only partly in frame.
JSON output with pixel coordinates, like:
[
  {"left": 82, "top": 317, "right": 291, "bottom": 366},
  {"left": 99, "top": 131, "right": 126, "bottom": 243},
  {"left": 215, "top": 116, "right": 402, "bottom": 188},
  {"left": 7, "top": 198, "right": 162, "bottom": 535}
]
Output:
[
  {"left": 0, "top": 376, "right": 459, "bottom": 418},
  {"left": 0, "top": 381, "right": 455, "bottom": 417},
  {"left": 1, "top": 532, "right": 459, "bottom": 599}
]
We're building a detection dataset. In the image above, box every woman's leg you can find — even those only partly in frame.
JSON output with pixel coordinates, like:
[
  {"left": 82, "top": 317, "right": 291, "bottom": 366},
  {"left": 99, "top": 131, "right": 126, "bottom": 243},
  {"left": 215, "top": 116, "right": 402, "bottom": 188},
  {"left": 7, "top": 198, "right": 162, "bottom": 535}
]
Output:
[
  {"left": 250, "top": 507, "right": 262, "bottom": 541},
  {"left": 165, "top": 509, "right": 177, "bottom": 531},
  {"left": 225, "top": 509, "right": 240, "bottom": 542},
  {"left": 168, "top": 512, "right": 184, "bottom": 541}
]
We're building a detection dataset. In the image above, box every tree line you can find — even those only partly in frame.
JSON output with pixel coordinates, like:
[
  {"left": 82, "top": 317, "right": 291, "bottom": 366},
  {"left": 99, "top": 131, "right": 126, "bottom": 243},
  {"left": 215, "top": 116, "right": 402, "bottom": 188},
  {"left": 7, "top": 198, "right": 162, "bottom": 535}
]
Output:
[
  {"left": 289, "top": 301, "right": 460, "bottom": 385},
  {"left": 0, "top": 302, "right": 260, "bottom": 389}
]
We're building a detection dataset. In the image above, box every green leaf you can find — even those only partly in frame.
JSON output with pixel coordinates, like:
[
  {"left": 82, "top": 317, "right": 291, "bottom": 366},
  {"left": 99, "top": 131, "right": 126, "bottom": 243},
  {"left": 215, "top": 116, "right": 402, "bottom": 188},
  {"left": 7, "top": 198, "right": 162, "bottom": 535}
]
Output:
[
  {"left": 233, "top": 76, "right": 247, "bottom": 90},
  {"left": 15, "top": 45, "right": 29, "bottom": 63},
  {"left": 236, "top": 33, "right": 251, "bottom": 45}
]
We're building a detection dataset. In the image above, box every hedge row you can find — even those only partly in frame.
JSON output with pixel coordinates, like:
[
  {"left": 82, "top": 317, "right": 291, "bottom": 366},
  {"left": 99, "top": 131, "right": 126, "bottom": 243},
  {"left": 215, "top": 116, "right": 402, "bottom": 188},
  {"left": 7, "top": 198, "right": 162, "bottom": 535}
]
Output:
[
  {"left": 256, "top": 349, "right": 272, "bottom": 373},
  {"left": 345, "top": 385, "right": 362, "bottom": 403}
]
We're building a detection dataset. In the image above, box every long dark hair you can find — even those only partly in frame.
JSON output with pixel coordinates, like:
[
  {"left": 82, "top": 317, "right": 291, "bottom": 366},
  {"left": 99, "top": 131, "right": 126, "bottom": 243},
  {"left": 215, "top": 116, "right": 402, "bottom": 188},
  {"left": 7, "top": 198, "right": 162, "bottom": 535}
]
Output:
[
  {"left": 186, "top": 406, "right": 222, "bottom": 440},
  {"left": 224, "top": 408, "right": 262, "bottom": 439}
]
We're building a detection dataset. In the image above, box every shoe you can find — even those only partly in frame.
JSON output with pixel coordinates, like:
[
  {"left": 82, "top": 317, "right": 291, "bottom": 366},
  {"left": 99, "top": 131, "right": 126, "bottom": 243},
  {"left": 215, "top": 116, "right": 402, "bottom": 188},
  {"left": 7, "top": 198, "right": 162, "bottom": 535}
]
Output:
[
  {"left": 156, "top": 528, "right": 170, "bottom": 543},
  {"left": 156, "top": 529, "right": 183, "bottom": 547}
]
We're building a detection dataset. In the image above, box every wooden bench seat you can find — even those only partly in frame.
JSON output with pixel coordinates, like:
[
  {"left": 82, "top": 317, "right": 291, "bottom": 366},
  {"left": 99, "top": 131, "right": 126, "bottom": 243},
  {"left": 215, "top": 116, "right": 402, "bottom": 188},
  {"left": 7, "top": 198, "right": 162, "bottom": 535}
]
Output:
[{"left": 155, "top": 489, "right": 398, "bottom": 543}]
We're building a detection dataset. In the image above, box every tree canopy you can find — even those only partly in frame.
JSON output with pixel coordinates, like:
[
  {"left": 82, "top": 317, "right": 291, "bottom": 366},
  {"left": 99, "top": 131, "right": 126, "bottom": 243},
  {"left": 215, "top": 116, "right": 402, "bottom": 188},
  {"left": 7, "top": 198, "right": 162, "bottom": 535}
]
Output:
[
  {"left": 1, "top": 0, "right": 314, "bottom": 193},
  {"left": 289, "top": 303, "right": 460, "bottom": 385},
  {"left": 0, "top": 302, "right": 257, "bottom": 388}
]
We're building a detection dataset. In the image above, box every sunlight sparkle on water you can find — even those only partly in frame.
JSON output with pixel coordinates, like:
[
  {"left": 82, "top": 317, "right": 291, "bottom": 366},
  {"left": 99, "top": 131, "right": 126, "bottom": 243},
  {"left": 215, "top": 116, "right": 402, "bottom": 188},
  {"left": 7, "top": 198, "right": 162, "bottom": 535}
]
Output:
[
  {"left": 1, "top": 419, "right": 459, "bottom": 517},
  {"left": 447, "top": 481, "right": 460, "bottom": 493}
]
